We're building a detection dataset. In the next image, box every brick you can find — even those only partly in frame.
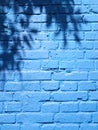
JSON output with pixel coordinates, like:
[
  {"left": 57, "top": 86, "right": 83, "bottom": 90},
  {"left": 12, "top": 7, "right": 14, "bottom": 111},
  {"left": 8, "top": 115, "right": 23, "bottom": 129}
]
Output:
[
  {"left": 0, "top": 92, "right": 13, "bottom": 101},
  {"left": 55, "top": 113, "right": 91, "bottom": 123},
  {"left": 13, "top": 92, "right": 50, "bottom": 102},
  {"left": 41, "top": 124, "right": 55, "bottom": 130},
  {"left": 21, "top": 124, "right": 40, "bottom": 130},
  {"left": 79, "top": 102, "right": 97, "bottom": 112},
  {"left": 84, "top": 14, "right": 98, "bottom": 22},
  {"left": 76, "top": 60, "right": 94, "bottom": 70},
  {"left": 89, "top": 71, "right": 98, "bottom": 80},
  {"left": 0, "top": 114, "right": 15, "bottom": 123},
  {"left": 4, "top": 102, "right": 21, "bottom": 112},
  {"left": 60, "top": 102, "right": 78, "bottom": 112},
  {"left": 22, "top": 51, "right": 48, "bottom": 59},
  {"left": 22, "top": 102, "right": 40, "bottom": 112},
  {"left": 80, "top": 124, "right": 98, "bottom": 130},
  {"left": 78, "top": 41, "right": 93, "bottom": 50},
  {"left": 94, "top": 42, "right": 98, "bottom": 49},
  {"left": 41, "top": 41, "right": 58, "bottom": 50},
  {"left": 1, "top": 125, "right": 20, "bottom": 130},
  {"left": 93, "top": 113, "right": 98, "bottom": 122},
  {"left": 53, "top": 71, "right": 88, "bottom": 81},
  {"left": 16, "top": 113, "right": 54, "bottom": 123},
  {"left": 52, "top": 92, "right": 88, "bottom": 101},
  {"left": 61, "top": 82, "right": 77, "bottom": 91},
  {"left": 59, "top": 61, "right": 76, "bottom": 69},
  {"left": 41, "top": 60, "right": 59, "bottom": 69},
  {"left": 49, "top": 50, "right": 84, "bottom": 60},
  {"left": 22, "top": 81, "right": 40, "bottom": 91},
  {"left": 55, "top": 125, "right": 79, "bottom": 130},
  {"left": 78, "top": 81, "right": 96, "bottom": 91},
  {"left": 4, "top": 82, "right": 22, "bottom": 91},
  {"left": 89, "top": 92, "right": 98, "bottom": 100},
  {"left": 21, "top": 71, "right": 52, "bottom": 81},
  {"left": 41, "top": 81, "right": 59, "bottom": 91},
  {"left": 23, "top": 60, "right": 41, "bottom": 70},
  {"left": 0, "top": 71, "right": 14, "bottom": 81},
  {"left": 86, "top": 51, "right": 98, "bottom": 59},
  {"left": 85, "top": 32, "right": 98, "bottom": 40},
  {"left": 82, "top": 0, "right": 98, "bottom": 4},
  {"left": 41, "top": 102, "right": 59, "bottom": 113}
]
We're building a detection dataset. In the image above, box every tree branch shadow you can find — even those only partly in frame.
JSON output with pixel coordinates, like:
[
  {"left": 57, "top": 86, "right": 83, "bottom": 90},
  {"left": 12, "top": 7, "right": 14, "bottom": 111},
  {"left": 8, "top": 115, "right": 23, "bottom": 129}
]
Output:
[{"left": 0, "top": 0, "right": 85, "bottom": 83}]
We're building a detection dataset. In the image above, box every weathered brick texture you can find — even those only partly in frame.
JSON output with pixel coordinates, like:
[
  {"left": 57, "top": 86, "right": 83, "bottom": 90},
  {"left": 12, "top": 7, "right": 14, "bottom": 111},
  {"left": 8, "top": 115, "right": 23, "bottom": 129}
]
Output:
[{"left": 0, "top": 0, "right": 98, "bottom": 130}]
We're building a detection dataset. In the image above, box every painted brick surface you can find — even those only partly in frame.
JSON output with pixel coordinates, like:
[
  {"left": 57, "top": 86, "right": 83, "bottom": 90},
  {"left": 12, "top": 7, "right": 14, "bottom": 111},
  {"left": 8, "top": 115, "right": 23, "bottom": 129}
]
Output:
[{"left": 0, "top": 0, "right": 98, "bottom": 130}]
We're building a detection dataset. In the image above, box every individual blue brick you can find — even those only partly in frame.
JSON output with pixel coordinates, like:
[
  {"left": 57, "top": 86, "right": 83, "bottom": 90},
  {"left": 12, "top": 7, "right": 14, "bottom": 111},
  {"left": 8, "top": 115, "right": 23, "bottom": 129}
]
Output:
[
  {"left": 41, "top": 23, "right": 57, "bottom": 31},
  {"left": 86, "top": 51, "right": 98, "bottom": 59},
  {"left": 1, "top": 125, "right": 20, "bottom": 130},
  {"left": 53, "top": 71, "right": 88, "bottom": 81},
  {"left": 49, "top": 50, "right": 84, "bottom": 60},
  {"left": 78, "top": 41, "right": 93, "bottom": 50},
  {"left": 76, "top": 60, "right": 94, "bottom": 70},
  {"left": 4, "top": 102, "right": 21, "bottom": 112},
  {"left": 41, "top": 102, "right": 59, "bottom": 113},
  {"left": 78, "top": 81, "right": 96, "bottom": 91},
  {"left": 41, "top": 60, "right": 59, "bottom": 69},
  {"left": 52, "top": 92, "right": 88, "bottom": 101},
  {"left": 60, "top": 102, "right": 78, "bottom": 112},
  {"left": 84, "top": 14, "right": 98, "bottom": 22},
  {"left": 89, "top": 92, "right": 98, "bottom": 101},
  {"left": 21, "top": 40, "right": 40, "bottom": 50},
  {"left": 23, "top": 60, "right": 41, "bottom": 70},
  {"left": 41, "top": 124, "right": 55, "bottom": 130},
  {"left": 29, "top": 23, "right": 41, "bottom": 31},
  {"left": 22, "top": 51, "right": 48, "bottom": 59},
  {"left": 16, "top": 113, "right": 54, "bottom": 123},
  {"left": 85, "top": 32, "right": 98, "bottom": 40},
  {"left": 94, "top": 42, "right": 98, "bottom": 49},
  {"left": 91, "top": 5, "right": 98, "bottom": 13},
  {"left": 80, "top": 124, "right": 98, "bottom": 130},
  {"left": 59, "top": 61, "right": 76, "bottom": 69},
  {"left": 41, "top": 81, "right": 59, "bottom": 91},
  {"left": 59, "top": 41, "right": 77, "bottom": 49},
  {"left": 55, "top": 113, "right": 91, "bottom": 123},
  {"left": 61, "top": 82, "right": 77, "bottom": 91},
  {"left": 41, "top": 41, "right": 58, "bottom": 50},
  {"left": 92, "top": 23, "right": 98, "bottom": 30},
  {"left": 68, "top": 23, "right": 91, "bottom": 31},
  {"left": 0, "top": 114, "right": 15, "bottom": 123},
  {"left": 21, "top": 124, "right": 40, "bottom": 130},
  {"left": 79, "top": 102, "right": 97, "bottom": 112},
  {"left": 82, "top": 0, "right": 98, "bottom": 4},
  {"left": 0, "top": 92, "right": 13, "bottom": 101},
  {"left": 93, "top": 113, "right": 98, "bottom": 122},
  {"left": 89, "top": 71, "right": 98, "bottom": 80},
  {"left": 55, "top": 125, "right": 79, "bottom": 130},
  {"left": 0, "top": 71, "right": 14, "bottom": 81},
  {"left": 22, "top": 81, "right": 40, "bottom": 91},
  {"left": 29, "top": 15, "right": 42, "bottom": 22},
  {"left": 22, "top": 102, "right": 40, "bottom": 112},
  {"left": 21, "top": 71, "right": 52, "bottom": 81},
  {"left": 4, "top": 82, "right": 22, "bottom": 91},
  {"left": 67, "top": 32, "right": 84, "bottom": 40},
  {"left": 15, "top": 92, "right": 50, "bottom": 102}
]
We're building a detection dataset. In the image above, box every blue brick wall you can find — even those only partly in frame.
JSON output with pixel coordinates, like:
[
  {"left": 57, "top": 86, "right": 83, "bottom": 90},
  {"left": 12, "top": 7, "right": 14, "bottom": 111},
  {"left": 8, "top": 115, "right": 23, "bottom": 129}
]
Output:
[{"left": 0, "top": 0, "right": 98, "bottom": 130}]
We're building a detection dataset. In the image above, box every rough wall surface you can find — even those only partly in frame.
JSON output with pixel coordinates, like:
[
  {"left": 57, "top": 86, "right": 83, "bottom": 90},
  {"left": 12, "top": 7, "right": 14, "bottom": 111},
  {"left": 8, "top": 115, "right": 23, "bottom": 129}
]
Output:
[{"left": 0, "top": 0, "right": 98, "bottom": 130}]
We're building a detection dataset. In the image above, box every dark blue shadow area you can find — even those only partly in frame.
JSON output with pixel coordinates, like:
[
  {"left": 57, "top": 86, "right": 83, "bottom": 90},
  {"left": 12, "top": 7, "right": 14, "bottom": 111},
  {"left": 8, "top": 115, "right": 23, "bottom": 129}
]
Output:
[{"left": 0, "top": 0, "right": 84, "bottom": 81}]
